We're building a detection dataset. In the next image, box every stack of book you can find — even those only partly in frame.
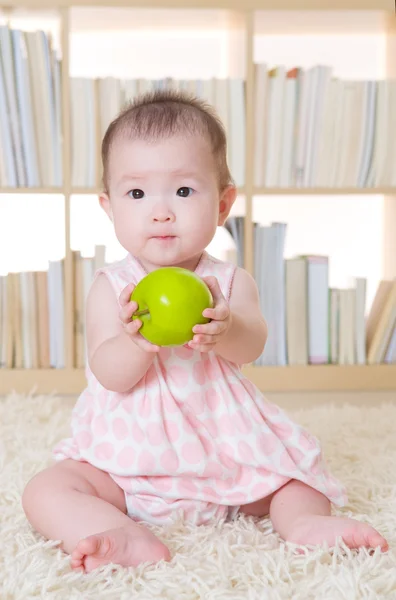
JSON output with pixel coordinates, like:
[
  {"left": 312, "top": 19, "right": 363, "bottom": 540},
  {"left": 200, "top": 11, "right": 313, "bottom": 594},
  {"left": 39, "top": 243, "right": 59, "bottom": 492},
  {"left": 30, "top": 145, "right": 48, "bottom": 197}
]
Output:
[
  {"left": 0, "top": 245, "right": 106, "bottom": 369},
  {"left": 1, "top": 236, "right": 394, "bottom": 369},
  {"left": 70, "top": 67, "right": 396, "bottom": 191},
  {"left": 253, "top": 64, "right": 396, "bottom": 189},
  {"left": 3, "top": 19, "right": 396, "bottom": 194},
  {"left": 0, "top": 20, "right": 246, "bottom": 189},
  {"left": 226, "top": 216, "right": 396, "bottom": 366},
  {"left": 0, "top": 261, "right": 65, "bottom": 368},
  {"left": 0, "top": 25, "right": 62, "bottom": 188}
]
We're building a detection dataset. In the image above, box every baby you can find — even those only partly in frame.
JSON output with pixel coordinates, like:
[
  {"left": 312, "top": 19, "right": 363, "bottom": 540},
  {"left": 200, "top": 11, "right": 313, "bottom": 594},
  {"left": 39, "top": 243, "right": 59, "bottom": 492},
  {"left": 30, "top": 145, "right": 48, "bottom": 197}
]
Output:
[{"left": 22, "top": 90, "right": 388, "bottom": 573}]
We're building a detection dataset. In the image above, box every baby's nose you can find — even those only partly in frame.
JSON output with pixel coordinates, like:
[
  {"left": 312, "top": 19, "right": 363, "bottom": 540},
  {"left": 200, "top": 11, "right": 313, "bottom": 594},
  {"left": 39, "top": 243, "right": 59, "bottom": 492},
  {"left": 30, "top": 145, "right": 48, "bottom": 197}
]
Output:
[
  {"left": 152, "top": 202, "right": 175, "bottom": 222},
  {"left": 153, "top": 214, "right": 172, "bottom": 222}
]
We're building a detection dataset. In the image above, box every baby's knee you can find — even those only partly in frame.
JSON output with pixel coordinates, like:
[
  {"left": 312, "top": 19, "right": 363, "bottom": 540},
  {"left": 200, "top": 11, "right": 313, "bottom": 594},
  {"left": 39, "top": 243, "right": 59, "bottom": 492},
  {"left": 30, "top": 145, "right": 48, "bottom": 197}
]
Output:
[
  {"left": 22, "top": 466, "right": 54, "bottom": 516},
  {"left": 22, "top": 460, "right": 85, "bottom": 515}
]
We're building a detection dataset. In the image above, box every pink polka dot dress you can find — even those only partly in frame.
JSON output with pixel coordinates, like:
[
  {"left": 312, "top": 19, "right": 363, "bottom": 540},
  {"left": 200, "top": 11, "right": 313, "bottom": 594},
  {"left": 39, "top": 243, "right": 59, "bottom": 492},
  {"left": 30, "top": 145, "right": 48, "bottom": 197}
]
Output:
[{"left": 54, "top": 251, "right": 347, "bottom": 526}]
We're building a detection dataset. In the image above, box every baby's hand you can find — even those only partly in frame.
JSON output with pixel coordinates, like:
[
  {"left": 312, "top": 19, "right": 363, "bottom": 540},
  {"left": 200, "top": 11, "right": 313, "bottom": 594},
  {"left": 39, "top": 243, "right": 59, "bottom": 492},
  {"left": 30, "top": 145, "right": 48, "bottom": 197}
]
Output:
[
  {"left": 119, "top": 283, "right": 160, "bottom": 353},
  {"left": 189, "top": 276, "right": 232, "bottom": 353}
]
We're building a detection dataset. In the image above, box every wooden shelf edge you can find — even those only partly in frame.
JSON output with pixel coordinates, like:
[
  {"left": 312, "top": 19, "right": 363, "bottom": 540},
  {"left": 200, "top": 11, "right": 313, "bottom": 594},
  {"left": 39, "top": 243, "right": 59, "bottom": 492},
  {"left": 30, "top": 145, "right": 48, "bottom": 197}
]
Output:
[
  {"left": 0, "top": 365, "right": 395, "bottom": 395},
  {"left": 0, "top": 369, "right": 87, "bottom": 395},
  {"left": 243, "top": 364, "right": 396, "bottom": 392}
]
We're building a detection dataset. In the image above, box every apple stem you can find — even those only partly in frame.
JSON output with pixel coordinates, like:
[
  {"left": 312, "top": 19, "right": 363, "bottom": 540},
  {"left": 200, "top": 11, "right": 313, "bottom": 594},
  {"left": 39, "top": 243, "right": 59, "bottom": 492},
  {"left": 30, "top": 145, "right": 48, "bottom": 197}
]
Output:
[{"left": 135, "top": 308, "right": 150, "bottom": 317}]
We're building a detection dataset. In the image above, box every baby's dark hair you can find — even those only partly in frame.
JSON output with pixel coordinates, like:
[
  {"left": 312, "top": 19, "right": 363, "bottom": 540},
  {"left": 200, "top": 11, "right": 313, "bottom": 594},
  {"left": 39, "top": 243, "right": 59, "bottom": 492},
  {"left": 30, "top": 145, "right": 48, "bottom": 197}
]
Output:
[{"left": 101, "top": 88, "right": 234, "bottom": 193}]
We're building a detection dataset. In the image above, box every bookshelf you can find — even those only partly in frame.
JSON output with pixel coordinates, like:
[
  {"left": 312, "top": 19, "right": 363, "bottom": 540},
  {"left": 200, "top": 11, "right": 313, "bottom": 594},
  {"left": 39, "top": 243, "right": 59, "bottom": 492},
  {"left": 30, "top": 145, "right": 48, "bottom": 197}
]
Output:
[{"left": 1, "top": 0, "right": 396, "bottom": 396}]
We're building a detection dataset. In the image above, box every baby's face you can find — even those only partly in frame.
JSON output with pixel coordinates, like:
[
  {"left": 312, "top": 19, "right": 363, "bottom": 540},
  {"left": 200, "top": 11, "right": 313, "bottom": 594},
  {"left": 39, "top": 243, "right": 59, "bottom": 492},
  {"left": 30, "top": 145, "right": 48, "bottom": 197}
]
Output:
[{"left": 101, "top": 133, "right": 234, "bottom": 270}]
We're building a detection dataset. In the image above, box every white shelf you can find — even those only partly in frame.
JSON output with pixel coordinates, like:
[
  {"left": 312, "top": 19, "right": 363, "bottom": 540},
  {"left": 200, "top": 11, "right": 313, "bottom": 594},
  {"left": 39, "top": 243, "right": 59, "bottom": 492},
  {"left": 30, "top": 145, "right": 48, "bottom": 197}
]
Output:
[{"left": 1, "top": 365, "right": 395, "bottom": 395}]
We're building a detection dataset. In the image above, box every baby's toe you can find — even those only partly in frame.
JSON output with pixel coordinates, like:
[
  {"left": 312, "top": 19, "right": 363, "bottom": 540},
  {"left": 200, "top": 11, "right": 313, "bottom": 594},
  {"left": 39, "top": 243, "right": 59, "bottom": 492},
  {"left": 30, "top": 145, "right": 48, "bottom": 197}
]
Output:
[
  {"left": 70, "top": 535, "right": 102, "bottom": 572},
  {"left": 76, "top": 535, "right": 103, "bottom": 557},
  {"left": 346, "top": 523, "right": 388, "bottom": 552},
  {"left": 369, "top": 531, "right": 388, "bottom": 552},
  {"left": 70, "top": 549, "right": 85, "bottom": 572}
]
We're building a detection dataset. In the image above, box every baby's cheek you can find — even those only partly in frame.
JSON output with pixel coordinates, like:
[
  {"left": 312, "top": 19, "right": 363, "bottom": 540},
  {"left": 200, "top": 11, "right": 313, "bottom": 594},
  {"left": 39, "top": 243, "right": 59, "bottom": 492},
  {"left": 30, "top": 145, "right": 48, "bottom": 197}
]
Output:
[{"left": 115, "top": 220, "right": 144, "bottom": 253}]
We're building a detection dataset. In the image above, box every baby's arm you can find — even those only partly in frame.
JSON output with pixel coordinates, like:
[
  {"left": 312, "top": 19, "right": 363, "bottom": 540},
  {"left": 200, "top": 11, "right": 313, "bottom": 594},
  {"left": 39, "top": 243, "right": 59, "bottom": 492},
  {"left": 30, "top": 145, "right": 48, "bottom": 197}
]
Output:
[
  {"left": 214, "top": 267, "right": 267, "bottom": 365},
  {"left": 87, "top": 274, "right": 156, "bottom": 393}
]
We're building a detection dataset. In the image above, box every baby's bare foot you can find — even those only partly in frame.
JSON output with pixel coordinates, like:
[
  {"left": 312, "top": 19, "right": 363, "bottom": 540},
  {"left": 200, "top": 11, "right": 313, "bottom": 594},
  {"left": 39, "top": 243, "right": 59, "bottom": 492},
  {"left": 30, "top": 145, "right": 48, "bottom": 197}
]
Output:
[
  {"left": 286, "top": 515, "right": 388, "bottom": 552},
  {"left": 70, "top": 523, "right": 171, "bottom": 573}
]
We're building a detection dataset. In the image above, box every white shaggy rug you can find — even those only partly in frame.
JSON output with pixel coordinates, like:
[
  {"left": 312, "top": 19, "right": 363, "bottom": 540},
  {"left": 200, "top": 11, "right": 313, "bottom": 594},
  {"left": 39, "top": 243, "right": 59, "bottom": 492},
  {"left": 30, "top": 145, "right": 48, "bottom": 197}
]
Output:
[{"left": 1, "top": 393, "right": 396, "bottom": 599}]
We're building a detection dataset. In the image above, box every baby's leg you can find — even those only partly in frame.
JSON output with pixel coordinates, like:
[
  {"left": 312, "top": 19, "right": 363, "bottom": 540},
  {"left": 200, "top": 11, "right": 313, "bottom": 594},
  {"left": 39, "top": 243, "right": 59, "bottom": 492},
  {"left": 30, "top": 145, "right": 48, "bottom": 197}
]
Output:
[
  {"left": 269, "top": 479, "right": 388, "bottom": 552},
  {"left": 22, "top": 459, "right": 171, "bottom": 572}
]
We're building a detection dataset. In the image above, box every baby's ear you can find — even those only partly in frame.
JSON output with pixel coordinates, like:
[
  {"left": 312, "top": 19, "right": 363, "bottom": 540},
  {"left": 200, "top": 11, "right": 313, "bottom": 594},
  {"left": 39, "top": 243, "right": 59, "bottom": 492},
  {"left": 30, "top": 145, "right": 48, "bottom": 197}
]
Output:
[
  {"left": 99, "top": 193, "right": 113, "bottom": 222},
  {"left": 218, "top": 185, "right": 237, "bottom": 226}
]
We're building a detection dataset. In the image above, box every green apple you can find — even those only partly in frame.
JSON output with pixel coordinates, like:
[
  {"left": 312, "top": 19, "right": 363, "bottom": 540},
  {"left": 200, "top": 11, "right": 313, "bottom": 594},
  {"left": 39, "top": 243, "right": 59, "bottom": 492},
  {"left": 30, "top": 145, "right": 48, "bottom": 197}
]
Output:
[{"left": 130, "top": 267, "right": 213, "bottom": 346}]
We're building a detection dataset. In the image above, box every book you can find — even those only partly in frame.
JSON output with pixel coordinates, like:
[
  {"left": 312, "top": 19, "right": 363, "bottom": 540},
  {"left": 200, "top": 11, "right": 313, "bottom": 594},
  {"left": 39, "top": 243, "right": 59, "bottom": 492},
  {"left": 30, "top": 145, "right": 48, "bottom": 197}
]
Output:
[
  {"left": 384, "top": 326, "right": 396, "bottom": 364},
  {"left": 285, "top": 257, "right": 308, "bottom": 365},
  {"left": 367, "top": 280, "right": 396, "bottom": 364},
  {"left": 305, "top": 255, "right": 329, "bottom": 365}
]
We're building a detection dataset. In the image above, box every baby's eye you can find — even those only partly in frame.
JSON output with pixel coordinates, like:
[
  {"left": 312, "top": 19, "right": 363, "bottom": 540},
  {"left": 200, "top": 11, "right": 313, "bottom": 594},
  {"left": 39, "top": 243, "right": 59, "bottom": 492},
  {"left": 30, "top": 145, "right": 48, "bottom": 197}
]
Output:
[
  {"left": 128, "top": 189, "right": 145, "bottom": 199},
  {"left": 176, "top": 187, "right": 193, "bottom": 198}
]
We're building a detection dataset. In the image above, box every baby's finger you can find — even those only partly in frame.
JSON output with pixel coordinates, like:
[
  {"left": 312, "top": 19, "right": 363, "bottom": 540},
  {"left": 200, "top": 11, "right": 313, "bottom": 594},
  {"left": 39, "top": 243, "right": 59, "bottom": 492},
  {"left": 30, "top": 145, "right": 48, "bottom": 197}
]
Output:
[
  {"left": 125, "top": 320, "right": 160, "bottom": 352},
  {"left": 203, "top": 302, "right": 229, "bottom": 321},
  {"left": 119, "top": 282, "right": 136, "bottom": 307},
  {"left": 134, "top": 332, "right": 161, "bottom": 353},
  {"left": 193, "top": 321, "right": 227, "bottom": 336},
  {"left": 202, "top": 276, "right": 225, "bottom": 305},
  {"left": 190, "top": 333, "right": 222, "bottom": 346},
  {"left": 189, "top": 340, "right": 217, "bottom": 353},
  {"left": 125, "top": 318, "right": 142, "bottom": 335},
  {"left": 119, "top": 301, "right": 138, "bottom": 324}
]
